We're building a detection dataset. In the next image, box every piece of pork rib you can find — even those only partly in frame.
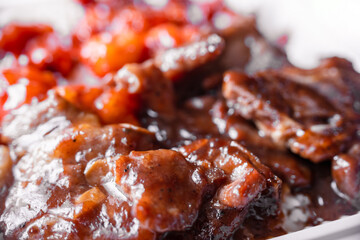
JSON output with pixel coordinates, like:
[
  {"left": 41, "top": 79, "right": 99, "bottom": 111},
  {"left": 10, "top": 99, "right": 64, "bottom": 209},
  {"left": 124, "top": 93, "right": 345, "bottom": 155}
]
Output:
[
  {"left": 0, "top": 146, "right": 11, "bottom": 189},
  {"left": 153, "top": 15, "right": 288, "bottom": 103},
  {"left": 154, "top": 34, "right": 225, "bottom": 82},
  {"left": 0, "top": 94, "right": 165, "bottom": 239},
  {"left": 280, "top": 57, "right": 360, "bottom": 121},
  {"left": 223, "top": 67, "right": 356, "bottom": 163},
  {"left": 0, "top": 97, "right": 278, "bottom": 239},
  {"left": 168, "top": 138, "right": 282, "bottom": 240},
  {"left": 153, "top": 15, "right": 288, "bottom": 83},
  {"left": 211, "top": 100, "right": 311, "bottom": 188},
  {"left": 332, "top": 143, "right": 360, "bottom": 207},
  {"left": 112, "top": 61, "right": 176, "bottom": 121},
  {"left": 172, "top": 95, "right": 311, "bottom": 188},
  {"left": 0, "top": 145, "right": 12, "bottom": 219},
  {"left": 1, "top": 91, "right": 101, "bottom": 158}
]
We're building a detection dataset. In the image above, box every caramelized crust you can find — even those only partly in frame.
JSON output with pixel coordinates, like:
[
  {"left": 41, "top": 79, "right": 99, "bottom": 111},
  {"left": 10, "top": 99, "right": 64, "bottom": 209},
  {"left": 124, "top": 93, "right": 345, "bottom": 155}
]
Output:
[
  {"left": 332, "top": 144, "right": 360, "bottom": 203},
  {"left": 223, "top": 70, "right": 355, "bottom": 162},
  {"left": 0, "top": 1, "right": 359, "bottom": 239}
]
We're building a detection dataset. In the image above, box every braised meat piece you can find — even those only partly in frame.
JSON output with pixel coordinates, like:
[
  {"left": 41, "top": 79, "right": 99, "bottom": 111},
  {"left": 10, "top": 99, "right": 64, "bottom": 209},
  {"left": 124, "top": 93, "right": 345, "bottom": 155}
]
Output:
[
  {"left": 0, "top": 146, "right": 11, "bottom": 189},
  {"left": 174, "top": 138, "right": 281, "bottom": 239},
  {"left": 280, "top": 57, "right": 360, "bottom": 121},
  {"left": 113, "top": 61, "right": 176, "bottom": 120},
  {"left": 0, "top": 94, "right": 281, "bottom": 240},
  {"left": 115, "top": 150, "right": 206, "bottom": 233},
  {"left": 1, "top": 92, "right": 100, "bottom": 156},
  {"left": 170, "top": 95, "right": 311, "bottom": 189},
  {"left": 0, "top": 96, "right": 160, "bottom": 239},
  {"left": 332, "top": 143, "right": 360, "bottom": 206},
  {"left": 1, "top": 0, "right": 359, "bottom": 239},
  {"left": 223, "top": 66, "right": 356, "bottom": 162},
  {"left": 211, "top": 100, "right": 311, "bottom": 188},
  {"left": 154, "top": 34, "right": 225, "bottom": 81}
]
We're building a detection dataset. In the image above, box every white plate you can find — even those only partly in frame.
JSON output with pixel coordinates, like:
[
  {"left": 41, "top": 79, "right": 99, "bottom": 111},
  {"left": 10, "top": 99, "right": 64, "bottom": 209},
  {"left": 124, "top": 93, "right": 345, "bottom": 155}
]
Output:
[{"left": 273, "top": 213, "right": 360, "bottom": 240}]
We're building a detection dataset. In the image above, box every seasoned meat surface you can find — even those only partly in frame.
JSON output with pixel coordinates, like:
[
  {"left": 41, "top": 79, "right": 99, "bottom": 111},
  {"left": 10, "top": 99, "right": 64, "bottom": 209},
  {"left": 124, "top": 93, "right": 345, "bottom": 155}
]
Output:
[
  {"left": 0, "top": 97, "right": 280, "bottom": 239},
  {"left": 211, "top": 100, "right": 312, "bottom": 188},
  {"left": 115, "top": 149, "right": 205, "bottom": 233},
  {"left": 169, "top": 138, "right": 281, "bottom": 240},
  {"left": 332, "top": 143, "right": 360, "bottom": 204},
  {"left": 280, "top": 57, "right": 360, "bottom": 121},
  {"left": 223, "top": 69, "right": 356, "bottom": 162},
  {"left": 154, "top": 34, "right": 225, "bottom": 81},
  {"left": 1, "top": 92, "right": 100, "bottom": 156},
  {"left": 0, "top": 146, "right": 11, "bottom": 189},
  {"left": 1, "top": 99, "right": 159, "bottom": 239},
  {"left": 0, "top": 0, "right": 359, "bottom": 239}
]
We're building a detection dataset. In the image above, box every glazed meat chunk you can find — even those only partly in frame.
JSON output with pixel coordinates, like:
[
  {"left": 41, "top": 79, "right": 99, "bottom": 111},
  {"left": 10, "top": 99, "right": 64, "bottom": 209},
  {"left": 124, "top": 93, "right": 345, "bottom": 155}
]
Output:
[
  {"left": 223, "top": 66, "right": 356, "bottom": 162},
  {"left": 0, "top": 93, "right": 161, "bottom": 239},
  {"left": 164, "top": 94, "right": 310, "bottom": 189},
  {"left": 113, "top": 61, "right": 176, "bottom": 120},
  {"left": 115, "top": 150, "right": 206, "bottom": 232},
  {"left": 1, "top": 91, "right": 100, "bottom": 156},
  {"left": 0, "top": 145, "right": 12, "bottom": 216},
  {"left": 211, "top": 100, "right": 311, "bottom": 188},
  {"left": 154, "top": 34, "right": 225, "bottom": 81},
  {"left": 173, "top": 138, "right": 281, "bottom": 240},
  {"left": 0, "top": 126, "right": 158, "bottom": 239},
  {"left": 280, "top": 57, "right": 360, "bottom": 121},
  {"left": 332, "top": 143, "right": 360, "bottom": 206},
  {"left": 2, "top": 0, "right": 360, "bottom": 239},
  {"left": 0, "top": 146, "right": 11, "bottom": 189}
]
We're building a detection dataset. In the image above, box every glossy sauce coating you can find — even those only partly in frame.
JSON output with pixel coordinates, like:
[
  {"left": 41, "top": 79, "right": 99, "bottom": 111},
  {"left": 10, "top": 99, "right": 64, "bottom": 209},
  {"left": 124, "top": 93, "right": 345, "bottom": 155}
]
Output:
[{"left": 0, "top": 1, "right": 359, "bottom": 240}]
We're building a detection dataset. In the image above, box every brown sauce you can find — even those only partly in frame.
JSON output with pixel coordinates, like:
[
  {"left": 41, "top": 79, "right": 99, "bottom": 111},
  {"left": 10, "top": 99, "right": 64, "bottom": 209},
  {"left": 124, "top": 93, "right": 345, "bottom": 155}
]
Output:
[{"left": 0, "top": 1, "right": 359, "bottom": 239}]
